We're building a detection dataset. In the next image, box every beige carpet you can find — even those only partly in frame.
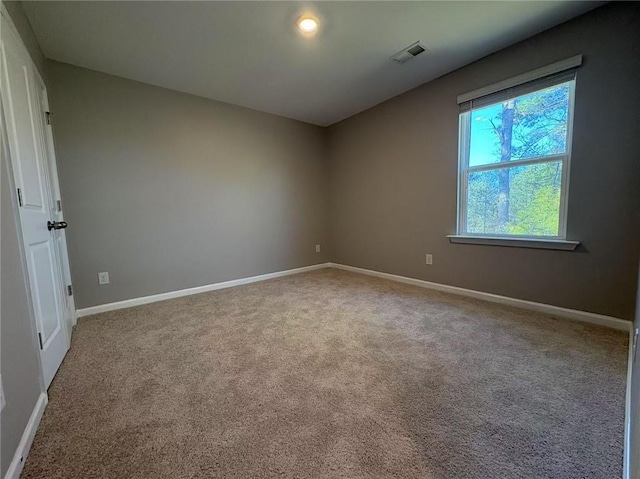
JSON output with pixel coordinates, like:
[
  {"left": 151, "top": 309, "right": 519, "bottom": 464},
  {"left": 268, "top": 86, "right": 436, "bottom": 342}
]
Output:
[{"left": 22, "top": 268, "right": 628, "bottom": 478}]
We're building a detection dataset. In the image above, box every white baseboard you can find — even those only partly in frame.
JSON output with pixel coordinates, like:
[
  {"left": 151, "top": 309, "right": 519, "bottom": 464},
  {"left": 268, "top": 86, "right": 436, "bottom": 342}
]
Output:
[
  {"left": 4, "top": 392, "right": 48, "bottom": 479},
  {"left": 76, "top": 263, "right": 331, "bottom": 318},
  {"left": 77, "top": 261, "right": 630, "bottom": 332},
  {"left": 329, "top": 262, "right": 631, "bottom": 332}
]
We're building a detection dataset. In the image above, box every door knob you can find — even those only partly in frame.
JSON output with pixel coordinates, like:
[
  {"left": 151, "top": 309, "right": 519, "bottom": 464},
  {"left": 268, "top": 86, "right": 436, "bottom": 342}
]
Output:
[{"left": 47, "top": 221, "right": 68, "bottom": 231}]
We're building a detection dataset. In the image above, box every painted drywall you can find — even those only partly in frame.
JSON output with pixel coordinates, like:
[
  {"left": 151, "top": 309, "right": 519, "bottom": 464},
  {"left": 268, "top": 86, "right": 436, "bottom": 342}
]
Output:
[
  {"left": 1, "top": 3, "right": 46, "bottom": 476},
  {"left": 1, "top": 127, "right": 44, "bottom": 477},
  {"left": 328, "top": 2, "right": 640, "bottom": 320},
  {"left": 47, "top": 61, "right": 329, "bottom": 309},
  {"left": 2, "top": 1, "right": 46, "bottom": 81}
]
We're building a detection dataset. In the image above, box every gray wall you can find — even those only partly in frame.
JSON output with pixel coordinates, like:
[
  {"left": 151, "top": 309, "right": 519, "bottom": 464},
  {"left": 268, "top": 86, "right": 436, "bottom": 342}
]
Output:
[
  {"left": 328, "top": 2, "right": 640, "bottom": 320},
  {"left": 1, "top": 2, "right": 46, "bottom": 477},
  {"left": 47, "top": 61, "right": 329, "bottom": 309}
]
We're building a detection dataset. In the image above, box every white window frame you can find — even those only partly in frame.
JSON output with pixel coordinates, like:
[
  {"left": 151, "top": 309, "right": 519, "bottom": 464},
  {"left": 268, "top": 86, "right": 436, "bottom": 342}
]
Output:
[{"left": 455, "top": 75, "right": 577, "bottom": 243}]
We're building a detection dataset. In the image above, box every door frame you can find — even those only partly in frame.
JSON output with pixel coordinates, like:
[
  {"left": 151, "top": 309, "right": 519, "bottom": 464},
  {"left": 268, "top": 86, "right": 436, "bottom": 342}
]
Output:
[{"left": 1, "top": 5, "right": 76, "bottom": 371}]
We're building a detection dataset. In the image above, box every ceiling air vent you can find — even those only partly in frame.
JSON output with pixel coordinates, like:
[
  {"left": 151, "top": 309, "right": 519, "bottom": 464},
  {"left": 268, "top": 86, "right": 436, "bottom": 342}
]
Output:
[{"left": 391, "top": 41, "right": 427, "bottom": 64}]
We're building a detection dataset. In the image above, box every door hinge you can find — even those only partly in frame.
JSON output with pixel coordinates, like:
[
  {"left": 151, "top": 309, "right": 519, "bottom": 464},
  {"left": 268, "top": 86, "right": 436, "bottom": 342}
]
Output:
[
  {"left": 57, "top": 200, "right": 62, "bottom": 212},
  {"left": 45, "top": 111, "right": 51, "bottom": 125},
  {"left": 38, "top": 332, "right": 43, "bottom": 350},
  {"left": 67, "top": 284, "right": 73, "bottom": 296},
  {"left": 17, "top": 188, "right": 23, "bottom": 207}
]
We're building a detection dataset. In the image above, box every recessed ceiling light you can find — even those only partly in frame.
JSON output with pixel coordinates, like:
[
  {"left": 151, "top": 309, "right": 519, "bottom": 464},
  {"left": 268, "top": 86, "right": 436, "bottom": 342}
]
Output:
[{"left": 297, "top": 16, "right": 319, "bottom": 33}]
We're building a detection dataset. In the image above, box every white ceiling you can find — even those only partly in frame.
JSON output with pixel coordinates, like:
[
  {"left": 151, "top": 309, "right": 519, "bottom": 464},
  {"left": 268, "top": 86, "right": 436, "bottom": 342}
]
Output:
[{"left": 23, "top": 1, "right": 601, "bottom": 126}]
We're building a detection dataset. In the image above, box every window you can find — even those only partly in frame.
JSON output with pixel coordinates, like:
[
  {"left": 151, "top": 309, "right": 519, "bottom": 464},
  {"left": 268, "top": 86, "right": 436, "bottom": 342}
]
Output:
[{"left": 456, "top": 67, "right": 577, "bottom": 242}]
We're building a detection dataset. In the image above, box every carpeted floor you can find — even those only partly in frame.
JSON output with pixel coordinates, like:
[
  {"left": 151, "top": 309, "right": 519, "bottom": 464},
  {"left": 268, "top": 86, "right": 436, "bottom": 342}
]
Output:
[{"left": 21, "top": 268, "right": 628, "bottom": 478}]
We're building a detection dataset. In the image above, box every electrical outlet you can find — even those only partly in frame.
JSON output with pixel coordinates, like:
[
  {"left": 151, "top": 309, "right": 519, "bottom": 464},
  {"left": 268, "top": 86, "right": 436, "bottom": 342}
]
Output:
[
  {"left": 316, "top": 244, "right": 321, "bottom": 253},
  {"left": 98, "top": 272, "right": 110, "bottom": 285},
  {"left": 426, "top": 254, "right": 433, "bottom": 265}
]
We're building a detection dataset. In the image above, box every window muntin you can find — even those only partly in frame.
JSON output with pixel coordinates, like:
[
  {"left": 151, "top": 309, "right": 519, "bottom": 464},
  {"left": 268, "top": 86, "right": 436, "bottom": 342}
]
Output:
[{"left": 458, "top": 77, "right": 575, "bottom": 239}]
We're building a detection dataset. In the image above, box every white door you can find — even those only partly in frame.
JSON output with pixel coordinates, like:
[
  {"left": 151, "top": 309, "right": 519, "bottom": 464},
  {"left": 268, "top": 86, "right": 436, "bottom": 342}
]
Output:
[
  {"left": 1, "top": 13, "right": 73, "bottom": 388},
  {"left": 36, "top": 76, "right": 76, "bottom": 343}
]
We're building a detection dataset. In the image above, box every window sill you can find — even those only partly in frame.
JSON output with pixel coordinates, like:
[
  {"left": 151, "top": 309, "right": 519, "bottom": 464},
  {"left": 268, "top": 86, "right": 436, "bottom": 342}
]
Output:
[{"left": 446, "top": 235, "right": 580, "bottom": 251}]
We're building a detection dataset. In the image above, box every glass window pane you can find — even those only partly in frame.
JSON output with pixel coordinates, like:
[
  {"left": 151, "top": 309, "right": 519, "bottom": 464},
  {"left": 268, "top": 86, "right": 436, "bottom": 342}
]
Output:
[
  {"left": 465, "top": 161, "right": 562, "bottom": 237},
  {"left": 468, "top": 82, "right": 571, "bottom": 167}
]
